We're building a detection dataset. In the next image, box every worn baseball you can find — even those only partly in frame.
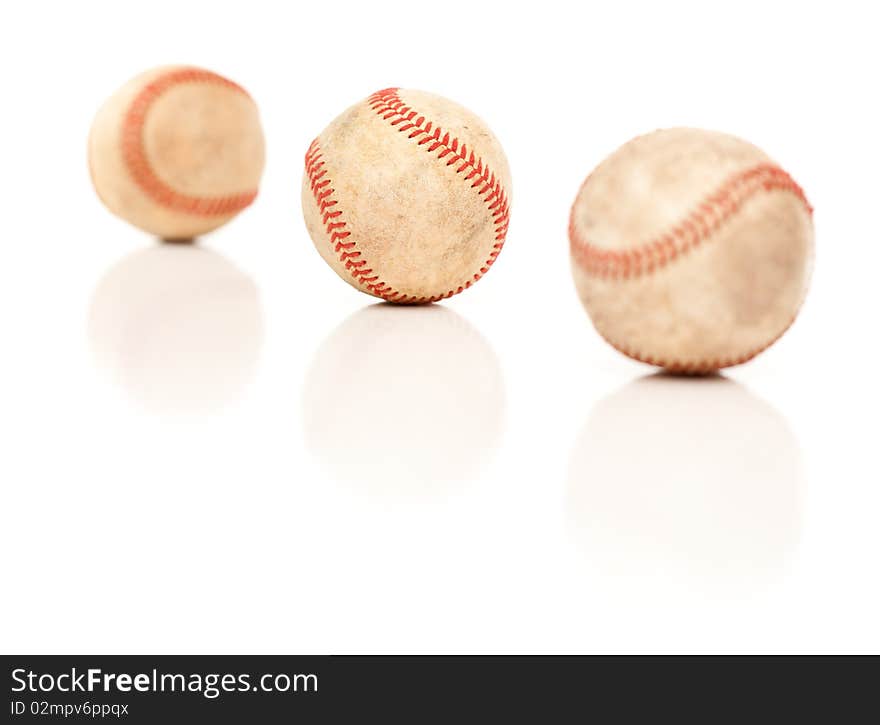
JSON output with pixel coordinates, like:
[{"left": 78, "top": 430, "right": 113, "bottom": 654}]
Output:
[
  {"left": 569, "top": 129, "right": 814, "bottom": 373},
  {"left": 302, "top": 88, "right": 512, "bottom": 303},
  {"left": 89, "top": 65, "right": 265, "bottom": 240}
]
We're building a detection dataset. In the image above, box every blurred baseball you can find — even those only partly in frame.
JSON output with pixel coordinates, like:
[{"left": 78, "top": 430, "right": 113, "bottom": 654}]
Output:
[
  {"left": 569, "top": 128, "right": 814, "bottom": 373},
  {"left": 88, "top": 65, "right": 265, "bottom": 240},
  {"left": 302, "top": 88, "right": 511, "bottom": 303}
]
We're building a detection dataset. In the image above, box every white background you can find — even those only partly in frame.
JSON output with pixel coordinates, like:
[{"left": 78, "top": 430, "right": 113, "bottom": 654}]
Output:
[{"left": 1, "top": 0, "right": 878, "bottom": 653}]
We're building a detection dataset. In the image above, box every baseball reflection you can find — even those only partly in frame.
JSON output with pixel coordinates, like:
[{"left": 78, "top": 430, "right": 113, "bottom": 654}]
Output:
[
  {"left": 567, "top": 374, "right": 804, "bottom": 598},
  {"left": 89, "top": 244, "right": 263, "bottom": 415},
  {"left": 303, "top": 304, "right": 506, "bottom": 494}
]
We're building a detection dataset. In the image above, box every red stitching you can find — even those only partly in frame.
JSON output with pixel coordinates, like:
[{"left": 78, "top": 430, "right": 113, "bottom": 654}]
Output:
[
  {"left": 569, "top": 163, "right": 812, "bottom": 280},
  {"left": 121, "top": 68, "right": 259, "bottom": 216},
  {"left": 304, "top": 88, "right": 510, "bottom": 303},
  {"left": 569, "top": 162, "right": 813, "bottom": 371}
]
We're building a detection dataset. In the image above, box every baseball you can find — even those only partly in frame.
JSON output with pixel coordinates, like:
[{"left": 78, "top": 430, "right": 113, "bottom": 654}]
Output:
[
  {"left": 301, "top": 88, "right": 512, "bottom": 303},
  {"left": 569, "top": 128, "right": 814, "bottom": 373},
  {"left": 88, "top": 65, "right": 265, "bottom": 240}
]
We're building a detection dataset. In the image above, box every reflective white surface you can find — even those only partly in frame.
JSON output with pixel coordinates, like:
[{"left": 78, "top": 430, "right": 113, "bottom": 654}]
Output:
[
  {"left": 303, "top": 304, "right": 505, "bottom": 496},
  {"left": 1, "top": 0, "right": 878, "bottom": 654},
  {"left": 89, "top": 244, "right": 263, "bottom": 415},
  {"left": 567, "top": 375, "right": 803, "bottom": 600}
]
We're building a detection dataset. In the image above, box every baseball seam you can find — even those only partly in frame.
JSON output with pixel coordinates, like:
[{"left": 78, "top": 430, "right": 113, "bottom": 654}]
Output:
[
  {"left": 304, "top": 88, "right": 510, "bottom": 303},
  {"left": 569, "top": 162, "right": 813, "bottom": 372},
  {"left": 121, "top": 68, "right": 259, "bottom": 217},
  {"left": 569, "top": 163, "right": 811, "bottom": 279}
]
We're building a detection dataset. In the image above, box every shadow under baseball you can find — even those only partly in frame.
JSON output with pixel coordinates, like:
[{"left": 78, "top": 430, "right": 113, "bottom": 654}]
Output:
[
  {"left": 567, "top": 373, "right": 805, "bottom": 600},
  {"left": 302, "top": 303, "right": 506, "bottom": 497},
  {"left": 88, "top": 243, "right": 263, "bottom": 416}
]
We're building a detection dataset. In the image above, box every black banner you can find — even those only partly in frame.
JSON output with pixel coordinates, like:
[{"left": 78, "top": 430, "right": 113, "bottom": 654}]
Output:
[{"left": 1, "top": 655, "right": 873, "bottom": 722}]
